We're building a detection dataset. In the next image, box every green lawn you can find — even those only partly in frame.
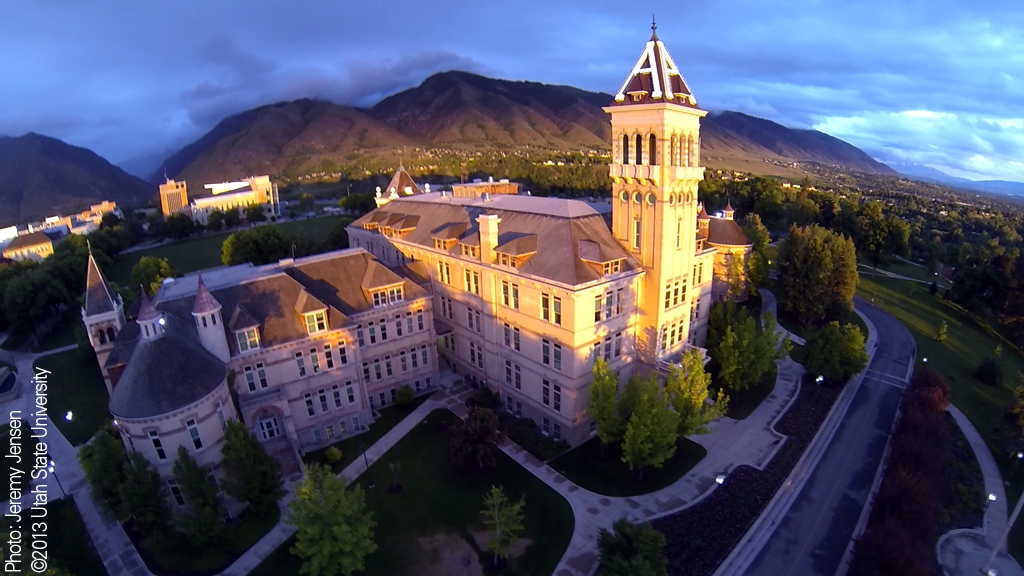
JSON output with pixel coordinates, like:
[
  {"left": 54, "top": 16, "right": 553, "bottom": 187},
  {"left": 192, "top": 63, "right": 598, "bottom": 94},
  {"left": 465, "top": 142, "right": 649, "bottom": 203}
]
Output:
[
  {"left": 34, "top": 350, "right": 110, "bottom": 446},
  {"left": 856, "top": 251, "right": 951, "bottom": 287},
  {"left": 37, "top": 308, "right": 81, "bottom": 351},
  {"left": 253, "top": 409, "right": 575, "bottom": 576},
  {"left": 2, "top": 497, "right": 108, "bottom": 576},
  {"left": 549, "top": 435, "right": 707, "bottom": 497},
  {"left": 109, "top": 215, "right": 350, "bottom": 285},
  {"left": 131, "top": 505, "right": 280, "bottom": 576},
  {"left": 303, "top": 394, "right": 432, "bottom": 474},
  {"left": 856, "top": 275, "right": 1024, "bottom": 559}
]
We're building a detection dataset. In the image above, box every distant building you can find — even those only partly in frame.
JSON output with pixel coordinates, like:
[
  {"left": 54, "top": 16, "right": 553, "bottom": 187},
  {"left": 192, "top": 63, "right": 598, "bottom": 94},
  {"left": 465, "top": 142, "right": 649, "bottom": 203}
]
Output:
[
  {"left": 373, "top": 164, "right": 425, "bottom": 208},
  {"left": 3, "top": 231, "right": 55, "bottom": 262},
  {"left": 451, "top": 178, "right": 520, "bottom": 199},
  {"left": 160, "top": 179, "right": 189, "bottom": 217},
  {"left": 191, "top": 175, "right": 280, "bottom": 224}
]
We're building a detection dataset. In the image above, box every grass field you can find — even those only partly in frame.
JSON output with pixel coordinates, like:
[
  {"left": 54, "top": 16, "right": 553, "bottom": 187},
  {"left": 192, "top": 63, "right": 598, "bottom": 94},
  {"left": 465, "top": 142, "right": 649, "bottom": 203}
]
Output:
[
  {"left": 109, "top": 215, "right": 350, "bottom": 285},
  {"left": 252, "top": 409, "right": 574, "bottom": 576},
  {"left": 856, "top": 251, "right": 951, "bottom": 287},
  {"left": 856, "top": 274, "right": 1024, "bottom": 559},
  {"left": 34, "top": 350, "right": 110, "bottom": 446}
]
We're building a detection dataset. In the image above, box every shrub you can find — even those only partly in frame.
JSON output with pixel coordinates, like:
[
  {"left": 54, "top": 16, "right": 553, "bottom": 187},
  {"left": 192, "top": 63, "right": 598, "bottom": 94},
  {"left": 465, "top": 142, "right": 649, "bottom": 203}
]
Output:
[
  {"left": 501, "top": 415, "right": 570, "bottom": 461},
  {"left": 466, "top": 389, "right": 502, "bottom": 410},
  {"left": 396, "top": 385, "right": 415, "bottom": 407},
  {"left": 450, "top": 407, "right": 501, "bottom": 472},
  {"left": 325, "top": 446, "right": 342, "bottom": 464},
  {"left": 974, "top": 357, "right": 1002, "bottom": 387}
]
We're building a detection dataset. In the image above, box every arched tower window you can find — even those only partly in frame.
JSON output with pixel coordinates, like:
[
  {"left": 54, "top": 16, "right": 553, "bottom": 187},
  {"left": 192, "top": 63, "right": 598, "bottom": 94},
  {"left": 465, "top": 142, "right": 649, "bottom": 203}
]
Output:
[
  {"left": 688, "top": 134, "right": 696, "bottom": 167},
  {"left": 670, "top": 135, "right": 677, "bottom": 166},
  {"left": 634, "top": 134, "right": 643, "bottom": 165},
  {"left": 622, "top": 134, "right": 630, "bottom": 165},
  {"left": 649, "top": 134, "right": 657, "bottom": 165},
  {"left": 693, "top": 136, "right": 700, "bottom": 166},
  {"left": 97, "top": 330, "right": 107, "bottom": 345},
  {"left": 107, "top": 327, "right": 116, "bottom": 343}
]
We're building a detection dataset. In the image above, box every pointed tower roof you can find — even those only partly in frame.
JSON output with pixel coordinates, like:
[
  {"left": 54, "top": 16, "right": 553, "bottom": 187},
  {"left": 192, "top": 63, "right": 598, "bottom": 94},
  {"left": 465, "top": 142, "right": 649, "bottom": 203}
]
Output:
[
  {"left": 385, "top": 163, "right": 422, "bottom": 196},
  {"left": 724, "top": 200, "right": 734, "bottom": 212},
  {"left": 613, "top": 21, "right": 696, "bottom": 107},
  {"left": 698, "top": 206, "right": 710, "bottom": 220},
  {"left": 84, "top": 252, "right": 117, "bottom": 316},
  {"left": 137, "top": 288, "right": 159, "bottom": 323},
  {"left": 191, "top": 275, "right": 221, "bottom": 315}
]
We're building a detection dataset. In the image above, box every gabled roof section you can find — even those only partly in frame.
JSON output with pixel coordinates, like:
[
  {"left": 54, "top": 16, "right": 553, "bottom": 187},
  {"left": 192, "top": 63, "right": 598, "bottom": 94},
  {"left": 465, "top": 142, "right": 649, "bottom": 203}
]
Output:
[
  {"left": 385, "top": 164, "right": 422, "bottom": 196},
  {"left": 228, "top": 304, "right": 260, "bottom": 331},
  {"left": 295, "top": 290, "right": 328, "bottom": 314},
  {"left": 431, "top": 222, "right": 468, "bottom": 241},
  {"left": 361, "top": 260, "right": 405, "bottom": 291},
  {"left": 495, "top": 234, "right": 538, "bottom": 257},
  {"left": 613, "top": 23, "right": 696, "bottom": 107},
  {"left": 578, "top": 240, "right": 622, "bottom": 264},
  {"left": 84, "top": 252, "right": 117, "bottom": 316}
]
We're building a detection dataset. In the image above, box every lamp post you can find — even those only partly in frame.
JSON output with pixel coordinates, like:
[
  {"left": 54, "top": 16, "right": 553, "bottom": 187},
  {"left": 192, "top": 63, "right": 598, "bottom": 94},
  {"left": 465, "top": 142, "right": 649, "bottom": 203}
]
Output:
[
  {"left": 359, "top": 442, "right": 374, "bottom": 489},
  {"left": 715, "top": 474, "right": 726, "bottom": 485},
  {"left": 1007, "top": 452, "right": 1024, "bottom": 486},
  {"left": 982, "top": 491, "right": 1024, "bottom": 575},
  {"left": 64, "top": 411, "right": 73, "bottom": 422},
  {"left": 48, "top": 461, "right": 65, "bottom": 499}
]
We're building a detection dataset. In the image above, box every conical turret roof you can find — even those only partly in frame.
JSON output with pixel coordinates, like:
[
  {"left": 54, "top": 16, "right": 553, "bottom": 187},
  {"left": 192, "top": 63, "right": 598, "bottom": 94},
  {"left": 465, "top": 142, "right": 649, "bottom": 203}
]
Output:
[
  {"left": 192, "top": 276, "right": 221, "bottom": 315},
  {"left": 137, "top": 288, "right": 159, "bottom": 323},
  {"left": 698, "top": 206, "right": 710, "bottom": 220},
  {"left": 84, "top": 252, "right": 118, "bottom": 316}
]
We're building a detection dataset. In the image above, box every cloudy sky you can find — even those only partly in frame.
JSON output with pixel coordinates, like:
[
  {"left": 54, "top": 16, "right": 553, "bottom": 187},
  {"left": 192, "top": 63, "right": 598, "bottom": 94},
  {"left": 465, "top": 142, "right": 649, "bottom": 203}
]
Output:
[{"left": 1, "top": 0, "right": 1021, "bottom": 181}]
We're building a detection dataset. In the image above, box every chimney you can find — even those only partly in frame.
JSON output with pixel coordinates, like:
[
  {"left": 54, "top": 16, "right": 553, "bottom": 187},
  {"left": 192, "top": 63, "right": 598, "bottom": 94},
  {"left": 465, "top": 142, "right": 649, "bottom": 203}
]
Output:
[{"left": 477, "top": 214, "right": 501, "bottom": 264}]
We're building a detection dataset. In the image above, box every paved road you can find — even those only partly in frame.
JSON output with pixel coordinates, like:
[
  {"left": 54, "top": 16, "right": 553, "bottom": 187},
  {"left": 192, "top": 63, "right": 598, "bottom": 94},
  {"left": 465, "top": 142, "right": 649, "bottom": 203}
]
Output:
[{"left": 744, "top": 298, "right": 916, "bottom": 576}]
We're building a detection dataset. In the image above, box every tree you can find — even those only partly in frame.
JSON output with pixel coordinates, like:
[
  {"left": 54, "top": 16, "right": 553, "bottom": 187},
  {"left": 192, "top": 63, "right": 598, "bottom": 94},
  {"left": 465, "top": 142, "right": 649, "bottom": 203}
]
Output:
[
  {"left": 621, "top": 375, "right": 681, "bottom": 480},
  {"left": 78, "top": 425, "right": 128, "bottom": 515},
  {"left": 99, "top": 212, "right": 122, "bottom": 229},
  {"left": 480, "top": 485, "right": 526, "bottom": 567},
  {"left": 597, "top": 518, "right": 667, "bottom": 576},
  {"left": 726, "top": 253, "right": 746, "bottom": 300},
  {"left": 164, "top": 213, "right": 196, "bottom": 240},
  {"left": 777, "top": 224, "right": 858, "bottom": 325},
  {"left": 450, "top": 406, "right": 501, "bottom": 472},
  {"left": 340, "top": 194, "right": 376, "bottom": 214},
  {"left": 395, "top": 385, "right": 415, "bottom": 406},
  {"left": 326, "top": 219, "right": 352, "bottom": 251},
  {"left": 589, "top": 358, "right": 625, "bottom": 456},
  {"left": 223, "top": 208, "right": 242, "bottom": 229},
  {"left": 802, "top": 322, "right": 869, "bottom": 384},
  {"left": 245, "top": 204, "right": 268, "bottom": 223},
  {"left": 119, "top": 452, "right": 171, "bottom": 548},
  {"left": 222, "top": 226, "right": 292, "bottom": 265},
  {"left": 206, "top": 210, "right": 225, "bottom": 232},
  {"left": 299, "top": 193, "right": 316, "bottom": 213},
  {"left": 172, "top": 446, "right": 226, "bottom": 547},
  {"left": 709, "top": 310, "right": 789, "bottom": 394},
  {"left": 666, "top": 348, "right": 728, "bottom": 437},
  {"left": 130, "top": 256, "right": 177, "bottom": 297},
  {"left": 3, "top": 268, "right": 70, "bottom": 335},
  {"left": 287, "top": 463, "right": 376, "bottom": 576},
  {"left": 221, "top": 420, "right": 284, "bottom": 517},
  {"left": 858, "top": 201, "right": 889, "bottom": 265},
  {"left": 935, "top": 321, "right": 948, "bottom": 342}
]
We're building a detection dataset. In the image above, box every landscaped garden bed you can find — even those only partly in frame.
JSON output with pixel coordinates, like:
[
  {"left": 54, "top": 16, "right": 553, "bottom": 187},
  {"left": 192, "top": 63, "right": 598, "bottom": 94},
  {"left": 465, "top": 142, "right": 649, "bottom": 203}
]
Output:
[
  {"left": 717, "top": 364, "right": 778, "bottom": 421},
  {"left": 939, "top": 412, "right": 985, "bottom": 531},
  {"left": 252, "top": 409, "right": 575, "bottom": 576},
  {"left": 549, "top": 435, "right": 706, "bottom": 497},
  {"left": 651, "top": 375, "right": 843, "bottom": 576},
  {"left": 303, "top": 393, "right": 432, "bottom": 473}
]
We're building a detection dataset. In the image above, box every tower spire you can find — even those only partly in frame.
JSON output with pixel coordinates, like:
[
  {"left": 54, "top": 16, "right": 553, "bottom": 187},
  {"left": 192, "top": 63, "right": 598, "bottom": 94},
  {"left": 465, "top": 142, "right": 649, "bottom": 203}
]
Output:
[{"left": 651, "top": 14, "right": 658, "bottom": 40}]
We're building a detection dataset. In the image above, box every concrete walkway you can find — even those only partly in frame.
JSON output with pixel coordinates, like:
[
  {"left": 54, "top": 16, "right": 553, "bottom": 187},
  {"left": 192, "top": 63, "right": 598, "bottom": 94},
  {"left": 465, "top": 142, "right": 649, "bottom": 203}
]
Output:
[{"left": 759, "top": 288, "right": 805, "bottom": 346}]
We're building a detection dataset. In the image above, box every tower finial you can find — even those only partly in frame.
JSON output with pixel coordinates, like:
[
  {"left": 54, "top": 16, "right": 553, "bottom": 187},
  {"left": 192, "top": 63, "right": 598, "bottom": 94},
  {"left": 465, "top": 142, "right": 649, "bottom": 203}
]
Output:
[
  {"left": 86, "top": 238, "right": 92, "bottom": 255},
  {"left": 651, "top": 14, "right": 658, "bottom": 40}
]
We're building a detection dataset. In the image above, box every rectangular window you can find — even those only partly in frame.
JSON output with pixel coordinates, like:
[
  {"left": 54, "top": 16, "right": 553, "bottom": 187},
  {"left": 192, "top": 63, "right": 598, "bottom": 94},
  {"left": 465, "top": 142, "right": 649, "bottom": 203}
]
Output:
[
  {"left": 604, "top": 336, "right": 612, "bottom": 360},
  {"left": 553, "top": 384, "right": 562, "bottom": 412},
  {"left": 326, "top": 424, "right": 335, "bottom": 440},
  {"left": 400, "top": 351, "right": 408, "bottom": 372},
  {"left": 256, "top": 362, "right": 268, "bottom": 388},
  {"left": 395, "top": 315, "right": 403, "bottom": 337},
  {"left": 616, "top": 288, "right": 624, "bottom": 315},
  {"left": 168, "top": 480, "right": 185, "bottom": 506},
  {"left": 379, "top": 392, "right": 387, "bottom": 406},
  {"left": 474, "top": 309, "right": 482, "bottom": 333},
  {"left": 664, "top": 284, "right": 672, "bottom": 310},
  {"left": 516, "top": 401, "right": 523, "bottom": 418},
  {"left": 553, "top": 297, "right": 562, "bottom": 325},
  {"left": 438, "top": 261, "right": 451, "bottom": 285},
  {"left": 602, "top": 260, "right": 622, "bottom": 275},
  {"left": 595, "top": 294, "right": 603, "bottom": 322},
  {"left": 676, "top": 218, "right": 682, "bottom": 249},
  {"left": 614, "top": 332, "right": 623, "bottom": 358},
  {"left": 467, "top": 308, "right": 475, "bottom": 332},
  {"left": 362, "top": 362, "right": 370, "bottom": 382},
  {"left": 380, "top": 319, "right": 388, "bottom": 341},
  {"left": 295, "top": 351, "right": 307, "bottom": 377},
  {"left": 346, "top": 383, "right": 355, "bottom": 404},
  {"left": 149, "top": 430, "right": 166, "bottom": 460},
  {"left": 501, "top": 281, "right": 510, "bottom": 306},
  {"left": 553, "top": 423, "right": 562, "bottom": 441},
  {"left": 385, "top": 355, "right": 394, "bottom": 377},
  {"left": 511, "top": 284, "right": 519, "bottom": 309},
  {"left": 411, "top": 348, "right": 419, "bottom": 369},
  {"left": 604, "top": 292, "right": 613, "bottom": 319},
  {"left": 313, "top": 429, "right": 322, "bottom": 443},
  {"left": 310, "top": 348, "right": 321, "bottom": 373},
  {"left": 504, "top": 323, "right": 512, "bottom": 348},
  {"left": 391, "top": 389, "right": 398, "bottom": 403},
  {"left": 407, "top": 312, "right": 414, "bottom": 334},
  {"left": 506, "top": 395, "right": 514, "bottom": 414},
  {"left": 318, "top": 388, "right": 329, "bottom": 412},
  {"left": 542, "top": 339, "right": 550, "bottom": 366},
  {"left": 633, "top": 220, "right": 642, "bottom": 250},
  {"left": 357, "top": 325, "right": 365, "bottom": 347},
  {"left": 305, "top": 393, "right": 316, "bottom": 417},
  {"left": 244, "top": 366, "right": 256, "bottom": 392},
  {"left": 236, "top": 328, "right": 259, "bottom": 352},
  {"left": 543, "top": 380, "right": 550, "bottom": 406},
  {"left": 373, "top": 359, "right": 383, "bottom": 380},
  {"left": 305, "top": 311, "right": 327, "bottom": 334},
  {"left": 421, "top": 345, "right": 429, "bottom": 367},
  {"left": 369, "top": 322, "right": 377, "bottom": 344},
  {"left": 216, "top": 401, "right": 227, "bottom": 430},
  {"left": 417, "top": 310, "right": 424, "bottom": 331},
  {"left": 186, "top": 418, "right": 203, "bottom": 450},
  {"left": 465, "top": 269, "right": 480, "bottom": 295},
  {"left": 352, "top": 416, "right": 361, "bottom": 430},
  {"left": 505, "top": 360, "right": 512, "bottom": 387},
  {"left": 513, "top": 328, "right": 520, "bottom": 351},
  {"left": 339, "top": 419, "right": 349, "bottom": 436},
  {"left": 324, "top": 344, "right": 335, "bottom": 369},
  {"left": 554, "top": 343, "right": 562, "bottom": 370},
  {"left": 332, "top": 385, "right": 343, "bottom": 408},
  {"left": 514, "top": 364, "right": 521, "bottom": 390},
  {"left": 542, "top": 417, "right": 551, "bottom": 436},
  {"left": 541, "top": 293, "right": 550, "bottom": 322}
]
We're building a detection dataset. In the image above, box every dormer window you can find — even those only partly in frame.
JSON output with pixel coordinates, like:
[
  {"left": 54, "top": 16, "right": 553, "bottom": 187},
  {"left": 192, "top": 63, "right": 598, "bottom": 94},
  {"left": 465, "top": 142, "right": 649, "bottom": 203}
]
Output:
[
  {"left": 372, "top": 286, "right": 403, "bottom": 307},
  {"left": 304, "top": 311, "right": 328, "bottom": 335},
  {"left": 236, "top": 328, "right": 260, "bottom": 352},
  {"left": 461, "top": 245, "right": 479, "bottom": 258},
  {"left": 498, "top": 254, "right": 518, "bottom": 268},
  {"left": 603, "top": 260, "right": 623, "bottom": 275}
]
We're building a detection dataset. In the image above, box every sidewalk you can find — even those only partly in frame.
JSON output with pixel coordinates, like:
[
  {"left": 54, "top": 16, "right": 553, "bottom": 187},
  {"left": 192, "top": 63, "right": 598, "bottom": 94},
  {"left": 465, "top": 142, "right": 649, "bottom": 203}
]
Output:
[
  {"left": 948, "top": 404, "right": 1008, "bottom": 545},
  {"left": 759, "top": 288, "right": 805, "bottom": 345}
]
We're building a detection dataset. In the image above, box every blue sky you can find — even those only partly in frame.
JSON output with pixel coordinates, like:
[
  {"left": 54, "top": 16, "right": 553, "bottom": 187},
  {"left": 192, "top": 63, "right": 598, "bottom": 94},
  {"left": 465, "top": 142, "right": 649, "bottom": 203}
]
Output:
[{"left": 1, "top": 0, "right": 1021, "bottom": 181}]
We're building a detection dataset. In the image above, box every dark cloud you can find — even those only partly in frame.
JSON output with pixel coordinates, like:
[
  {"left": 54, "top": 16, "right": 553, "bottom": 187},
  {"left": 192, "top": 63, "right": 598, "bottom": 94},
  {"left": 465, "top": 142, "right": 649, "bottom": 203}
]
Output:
[{"left": 0, "top": 0, "right": 1021, "bottom": 181}]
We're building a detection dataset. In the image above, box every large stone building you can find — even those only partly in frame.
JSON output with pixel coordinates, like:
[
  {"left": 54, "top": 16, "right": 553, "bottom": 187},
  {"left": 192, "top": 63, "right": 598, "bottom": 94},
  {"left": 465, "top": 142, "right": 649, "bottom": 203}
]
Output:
[
  {"left": 348, "top": 27, "right": 750, "bottom": 444},
  {"left": 82, "top": 248, "right": 439, "bottom": 510},
  {"left": 191, "top": 176, "right": 280, "bottom": 224},
  {"left": 2, "top": 231, "right": 56, "bottom": 262}
]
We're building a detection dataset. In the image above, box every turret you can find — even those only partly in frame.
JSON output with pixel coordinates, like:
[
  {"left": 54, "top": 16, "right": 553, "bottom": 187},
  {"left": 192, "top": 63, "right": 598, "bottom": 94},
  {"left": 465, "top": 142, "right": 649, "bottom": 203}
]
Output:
[
  {"left": 192, "top": 276, "right": 230, "bottom": 362},
  {"left": 723, "top": 200, "right": 735, "bottom": 221},
  {"left": 136, "top": 288, "right": 166, "bottom": 341},
  {"left": 81, "top": 249, "right": 124, "bottom": 364}
]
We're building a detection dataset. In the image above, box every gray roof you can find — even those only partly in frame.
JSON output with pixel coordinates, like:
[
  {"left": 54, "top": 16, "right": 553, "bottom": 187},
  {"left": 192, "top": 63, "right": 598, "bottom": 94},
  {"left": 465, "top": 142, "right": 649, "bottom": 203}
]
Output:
[
  {"left": 109, "top": 315, "right": 227, "bottom": 419},
  {"left": 350, "top": 194, "right": 640, "bottom": 286},
  {"left": 84, "top": 253, "right": 117, "bottom": 316}
]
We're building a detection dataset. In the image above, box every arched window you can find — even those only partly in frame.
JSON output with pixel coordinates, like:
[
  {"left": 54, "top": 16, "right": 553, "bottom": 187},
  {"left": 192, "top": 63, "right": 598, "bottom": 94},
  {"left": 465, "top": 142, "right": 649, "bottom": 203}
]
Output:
[
  {"left": 649, "top": 134, "right": 657, "bottom": 165},
  {"left": 622, "top": 134, "right": 630, "bottom": 164},
  {"left": 97, "top": 330, "right": 107, "bottom": 345},
  {"left": 693, "top": 136, "right": 700, "bottom": 166},
  {"left": 670, "top": 135, "right": 677, "bottom": 166},
  {"left": 635, "top": 134, "right": 643, "bottom": 165},
  {"left": 688, "top": 134, "right": 697, "bottom": 167},
  {"left": 107, "top": 327, "right": 116, "bottom": 343}
]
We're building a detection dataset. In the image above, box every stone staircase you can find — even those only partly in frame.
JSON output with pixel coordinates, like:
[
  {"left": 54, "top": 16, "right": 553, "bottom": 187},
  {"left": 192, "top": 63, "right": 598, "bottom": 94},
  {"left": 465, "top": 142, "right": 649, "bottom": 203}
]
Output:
[{"left": 264, "top": 437, "right": 303, "bottom": 478}]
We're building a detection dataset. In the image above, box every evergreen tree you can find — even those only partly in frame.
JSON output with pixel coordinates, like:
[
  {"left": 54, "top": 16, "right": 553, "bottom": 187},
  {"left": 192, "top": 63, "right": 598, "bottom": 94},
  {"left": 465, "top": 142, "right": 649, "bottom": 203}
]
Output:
[
  {"left": 206, "top": 210, "right": 225, "bottom": 232},
  {"left": 119, "top": 452, "right": 172, "bottom": 552},
  {"left": 589, "top": 358, "right": 625, "bottom": 455},
  {"left": 244, "top": 204, "right": 268, "bottom": 223},
  {"left": 597, "top": 518, "right": 668, "bottom": 576},
  {"left": 480, "top": 485, "right": 526, "bottom": 567},
  {"left": 221, "top": 420, "right": 284, "bottom": 517},
  {"left": 287, "top": 463, "right": 377, "bottom": 576},
  {"left": 936, "top": 321, "right": 948, "bottom": 342},
  {"left": 77, "top": 425, "right": 128, "bottom": 515},
  {"left": 777, "top": 224, "right": 858, "bottom": 325},
  {"left": 727, "top": 254, "right": 746, "bottom": 300},
  {"left": 802, "top": 322, "right": 869, "bottom": 384},
  {"left": 666, "top": 348, "right": 728, "bottom": 437},
  {"left": 172, "top": 447, "right": 226, "bottom": 547},
  {"left": 621, "top": 376, "right": 681, "bottom": 480}
]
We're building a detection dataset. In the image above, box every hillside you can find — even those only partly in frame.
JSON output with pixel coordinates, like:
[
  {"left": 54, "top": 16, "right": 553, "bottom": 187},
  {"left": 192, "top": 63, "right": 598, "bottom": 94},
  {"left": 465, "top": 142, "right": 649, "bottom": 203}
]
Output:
[
  {"left": 157, "top": 71, "right": 894, "bottom": 185},
  {"left": 0, "top": 133, "right": 155, "bottom": 226},
  {"left": 892, "top": 162, "right": 1024, "bottom": 198}
]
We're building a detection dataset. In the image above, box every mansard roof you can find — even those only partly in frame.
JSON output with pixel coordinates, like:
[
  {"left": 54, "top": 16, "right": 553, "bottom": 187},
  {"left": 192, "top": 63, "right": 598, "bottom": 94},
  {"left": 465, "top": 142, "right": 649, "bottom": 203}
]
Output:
[
  {"left": 703, "top": 217, "right": 751, "bottom": 247},
  {"left": 613, "top": 24, "right": 696, "bottom": 108}
]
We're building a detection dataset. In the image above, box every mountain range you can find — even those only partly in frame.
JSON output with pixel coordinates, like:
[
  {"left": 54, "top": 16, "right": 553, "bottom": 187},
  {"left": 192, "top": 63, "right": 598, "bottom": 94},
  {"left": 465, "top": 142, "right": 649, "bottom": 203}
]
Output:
[{"left": 889, "top": 162, "right": 1024, "bottom": 197}]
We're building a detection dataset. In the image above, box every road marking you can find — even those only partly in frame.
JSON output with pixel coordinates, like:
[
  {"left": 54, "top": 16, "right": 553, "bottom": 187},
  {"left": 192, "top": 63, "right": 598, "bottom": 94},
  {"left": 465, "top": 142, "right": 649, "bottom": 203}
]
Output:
[{"left": 864, "top": 370, "right": 907, "bottom": 389}]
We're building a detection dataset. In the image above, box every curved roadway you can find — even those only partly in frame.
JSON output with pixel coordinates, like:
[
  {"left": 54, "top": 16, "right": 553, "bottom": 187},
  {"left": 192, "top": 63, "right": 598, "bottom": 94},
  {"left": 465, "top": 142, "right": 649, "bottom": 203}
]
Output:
[{"left": 744, "top": 297, "right": 916, "bottom": 576}]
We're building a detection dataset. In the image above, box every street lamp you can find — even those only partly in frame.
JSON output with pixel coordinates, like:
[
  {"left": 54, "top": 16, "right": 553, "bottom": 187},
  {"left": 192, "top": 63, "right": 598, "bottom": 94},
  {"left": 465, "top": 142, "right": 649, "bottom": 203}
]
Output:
[
  {"left": 982, "top": 489, "right": 1024, "bottom": 575},
  {"left": 48, "top": 461, "right": 65, "bottom": 499},
  {"left": 359, "top": 442, "right": 374, "bottom": 489},
  {"left": 64, "top": 411, "right": 73, "bottom": 421},
  {"left": 715, "top": 474, "right": 726, "bottom": 485},
  {"left": 923, "top": 358, "right": 929, "bottom": 363},
  {"left": 815, "top": 375, "right": 825, "bottom": 384},
  {"left": 1008, "top": 452, "right": 1024, "bottom": 486}
]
